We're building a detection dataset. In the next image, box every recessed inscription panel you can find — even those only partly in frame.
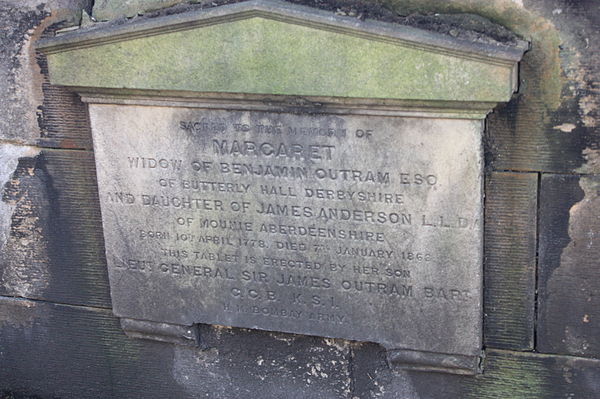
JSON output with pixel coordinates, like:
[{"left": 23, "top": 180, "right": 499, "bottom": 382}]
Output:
[{"left": 90, "top": 104, "right": 483, "bottom": 356}]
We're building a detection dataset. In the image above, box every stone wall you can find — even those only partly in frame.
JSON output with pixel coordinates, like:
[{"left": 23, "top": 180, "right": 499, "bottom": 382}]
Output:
[{"left": 1, "top": 0, "right": 599, "bottom": 397}]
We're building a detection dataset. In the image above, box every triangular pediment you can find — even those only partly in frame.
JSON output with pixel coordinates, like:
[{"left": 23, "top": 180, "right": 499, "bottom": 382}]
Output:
[{"left": 38, "top": 0, "right": 526, "bottom": 103}]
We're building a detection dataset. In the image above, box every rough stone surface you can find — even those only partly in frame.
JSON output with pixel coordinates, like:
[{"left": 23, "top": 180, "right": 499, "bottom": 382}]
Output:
[
  {"left": 0, "top": 144, "right": 39, "bottom": 253},
  {"left": 538, "top": 174, "right": 600, "bottom": 358},
  {"left": 1, "top": 0, "right": 600, "bottom": 397},
  {"left": 0, "top": 0, "right": 92, "bottom": 144},
  {"left": 0, "top": 149, "right": 111, "bottom": 307},
  {"left": 352, "top": 343, "right": 600, "bottom": 398},
  {"left": 93, "top": 0, "right": 189, "bottom": 20},
  {"left": 0, "top": 297, "right": 352, "bottom": 399},
  {"left": 0, "top": 3, "right": 48, "bottom": 144},
  {"left": 0, "top": 144, "right": 49, "bottom": 299}
]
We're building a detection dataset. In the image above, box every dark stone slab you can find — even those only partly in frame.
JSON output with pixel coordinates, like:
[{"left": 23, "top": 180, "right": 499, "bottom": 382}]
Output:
[
  {"left": 352, "top": 343, "right": 600, "bottom": 398},
  {"left": 0, "top": 296, "right": 351, "bottom": 399},
  {"left": 483, "top": 171, "right": 537, "bottom": 350},
  {"left": 3, "top": 295, "right": 600, "bottom": 398},
  {"left": 537, "top": 173, "right": 600, "bottom": 358}
]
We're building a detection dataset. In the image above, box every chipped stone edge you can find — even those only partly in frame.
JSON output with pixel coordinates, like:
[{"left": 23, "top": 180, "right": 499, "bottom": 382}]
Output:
[
  {"left": 386, "top": 348, "right": 483, "bottom": 375},
  {"left": 120, "top": 317, "right": 201, "bottom": 346},
  {"left": 0, "top": 143, "right": 41, "bottom": 253}
]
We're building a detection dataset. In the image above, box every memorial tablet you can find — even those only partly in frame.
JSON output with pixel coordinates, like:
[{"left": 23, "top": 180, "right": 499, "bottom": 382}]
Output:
[
  {"left": 37, "top": 0, "right": 526, "bottom": 375},
  {"left": 91, "top": 104, "right": 483, "bottom": 352}
]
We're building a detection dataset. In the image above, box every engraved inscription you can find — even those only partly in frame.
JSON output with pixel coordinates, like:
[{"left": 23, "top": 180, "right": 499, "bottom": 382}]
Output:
[{"left": 90, "top": 105, "right": 483, "bottom": 355}]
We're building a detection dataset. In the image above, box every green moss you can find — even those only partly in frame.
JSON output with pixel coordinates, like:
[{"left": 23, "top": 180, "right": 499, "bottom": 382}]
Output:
[
  {"left": 463, "top": 351, "right": 555, "bottom": 399},
  {"left": 48, "top": 16, "right": 515, "bottom": 102},
  {"left": 382, "top": 0, "right": 562, "bottom": 110},
  {"left": 87, "top": 0, "right": 561, "bottom": 109}
]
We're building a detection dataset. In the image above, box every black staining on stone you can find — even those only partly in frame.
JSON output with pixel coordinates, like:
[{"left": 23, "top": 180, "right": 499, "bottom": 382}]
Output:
[
  {"left": 0, "top": 4, "right": 48, "bottom": 77},
  {"left": 1, "top": 1, "right": 94, "bottom": 144},
  {"left": 0, "top": 298, "right": 189, "bottom": 399},
  {"left": 537, "top": 174, "right": 600, "bottom": 358},
  {"left": 0, "top": 152, "right": 52, "bottom": 301},
  {"left": 84, "top": 0, "right": 96, "bottom": 16},
  {"left": 542, "top": 75, "right": 600, "bottom": 173},
  {"left": 483, "top": 95, "right": 522, "bottom": 171},
  {"left": 40, "top": 151, "right": 111, "bottom": 308},
  {"left": 0, "top": 4, "right": 48, "bottom": 142},
  {"left": 2, "top": 154, "right": 53, "bottom": 240},
  {"left": 399, "top": 13, "right": 520, "bottom": 46},
  {"left": 351, "top": 343, "right": 394, "bottom": 398},
  {"left": 35, "top": 51, "right": 93, "bottom": 149},
  {"left": 538, "top": 175, "right": 584, "bottom": 280},
  {"left": 0, "top": 150, "right": 111, "bottom": 308},
  {"left": 485, "top": 51, "right": 554, "bottom": 173},
  {"left": 487, "top": 0, "right": 600, "bottom": 174}
]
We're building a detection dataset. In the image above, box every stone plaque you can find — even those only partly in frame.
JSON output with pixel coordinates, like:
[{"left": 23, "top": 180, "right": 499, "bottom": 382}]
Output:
[
  {"left": 38, "top": 0, "right": 526, "bottom": 375},
  {"left": 89, "top": 103, "right": 483, "bottom": 361}
]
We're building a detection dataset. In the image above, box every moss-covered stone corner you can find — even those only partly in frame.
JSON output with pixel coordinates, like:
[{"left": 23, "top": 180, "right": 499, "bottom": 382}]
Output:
[
  {"left": 382, "top": 0, "right": 562, "bottom": 111},
  {"left": 381, "top": 0, "right": 600, "bottom": 174}
]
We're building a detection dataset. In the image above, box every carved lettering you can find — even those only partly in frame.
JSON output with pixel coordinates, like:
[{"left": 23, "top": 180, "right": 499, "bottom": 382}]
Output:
[{"left": 95, "top": 106, "right": 483, "bottom": 351}]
